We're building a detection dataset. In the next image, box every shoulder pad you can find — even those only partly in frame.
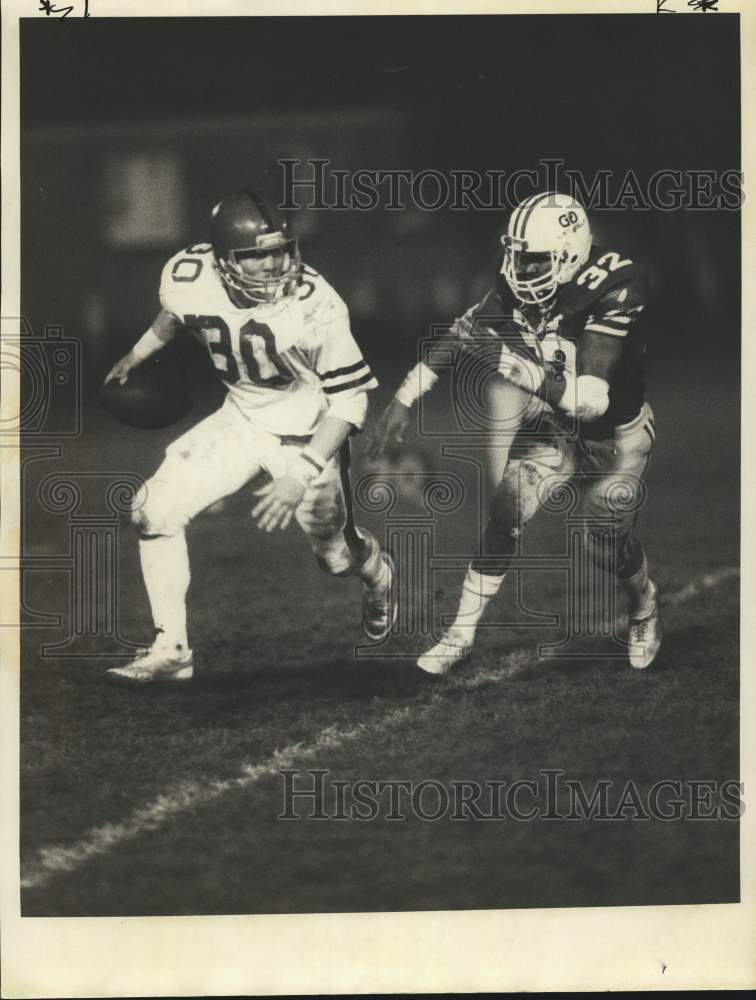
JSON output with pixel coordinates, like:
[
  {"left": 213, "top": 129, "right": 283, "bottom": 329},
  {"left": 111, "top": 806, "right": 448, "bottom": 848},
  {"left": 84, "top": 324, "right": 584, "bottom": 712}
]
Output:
[
  {"left": 296, "top": 264, "right": 348, "bottom": 320},
  {"left": 159, "top": 244, "right": 219, "bottom": 315},
  {"left": 297, "top": 264, "right": 334, "bottom": 298},
  {"left": 561, "top": 247, "right": 649, "bottom": 313}
]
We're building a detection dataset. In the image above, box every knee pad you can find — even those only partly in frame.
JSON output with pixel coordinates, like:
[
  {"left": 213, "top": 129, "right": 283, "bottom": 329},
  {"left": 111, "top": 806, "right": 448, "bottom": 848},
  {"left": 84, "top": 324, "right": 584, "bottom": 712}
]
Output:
[{"left": 130, "top": 478, "right": 188, "bottom": 537}]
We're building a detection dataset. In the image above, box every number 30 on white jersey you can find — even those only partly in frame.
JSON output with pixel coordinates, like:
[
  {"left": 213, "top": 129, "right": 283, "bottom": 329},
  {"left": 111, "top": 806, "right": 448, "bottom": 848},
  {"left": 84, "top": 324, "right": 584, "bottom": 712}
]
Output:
[{"left": 158, "top": 244, "right": 377, "bottom": 436}]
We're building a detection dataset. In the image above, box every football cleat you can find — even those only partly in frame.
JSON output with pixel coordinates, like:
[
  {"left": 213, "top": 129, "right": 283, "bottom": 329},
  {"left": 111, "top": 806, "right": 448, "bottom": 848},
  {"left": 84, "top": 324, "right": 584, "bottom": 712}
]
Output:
[
  {"left": 362, "top": 551, "right": 397, "bottom": 641},
  {"left": 628, "top": 584, "right": 662, "bottom": 670},
  {"left": 417, "top": 629, "right": 474, "bottom": 676},
  {"left": 106, "top": 645, "right": 194, "bottom": 685}
]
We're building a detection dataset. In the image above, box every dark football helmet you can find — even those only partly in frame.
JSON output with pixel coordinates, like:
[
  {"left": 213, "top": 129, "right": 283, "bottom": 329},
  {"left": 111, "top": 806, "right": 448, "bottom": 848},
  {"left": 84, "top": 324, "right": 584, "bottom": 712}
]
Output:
[{"left": 210, "top": 191, "right": 301, "bottom": 305}]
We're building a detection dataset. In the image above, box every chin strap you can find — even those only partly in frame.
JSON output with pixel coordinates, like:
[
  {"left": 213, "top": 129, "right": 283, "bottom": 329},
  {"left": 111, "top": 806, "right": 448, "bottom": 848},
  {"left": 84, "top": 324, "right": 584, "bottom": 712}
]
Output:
[{"left": 215, "top": 259, "right": 298, "bottom": 304}]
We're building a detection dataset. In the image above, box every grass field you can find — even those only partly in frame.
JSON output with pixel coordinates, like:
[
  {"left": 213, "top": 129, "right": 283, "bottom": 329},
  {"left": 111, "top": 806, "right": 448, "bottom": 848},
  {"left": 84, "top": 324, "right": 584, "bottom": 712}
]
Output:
[{"left": 19, "top": 358, "right": 740, "bottom": 916}]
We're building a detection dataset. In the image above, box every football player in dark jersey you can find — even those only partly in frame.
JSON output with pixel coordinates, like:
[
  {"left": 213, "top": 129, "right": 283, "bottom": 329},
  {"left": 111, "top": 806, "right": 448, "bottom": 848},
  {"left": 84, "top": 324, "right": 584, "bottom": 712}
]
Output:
[{"left": 370, "top": 192, "right": 661, "bottom": 673}]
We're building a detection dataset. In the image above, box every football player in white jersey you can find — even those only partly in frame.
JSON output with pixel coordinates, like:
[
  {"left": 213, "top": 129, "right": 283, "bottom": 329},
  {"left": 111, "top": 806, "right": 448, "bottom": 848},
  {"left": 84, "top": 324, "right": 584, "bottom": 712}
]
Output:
[{"left": 104, "top": 191, "right": 395, "bottom": 684}]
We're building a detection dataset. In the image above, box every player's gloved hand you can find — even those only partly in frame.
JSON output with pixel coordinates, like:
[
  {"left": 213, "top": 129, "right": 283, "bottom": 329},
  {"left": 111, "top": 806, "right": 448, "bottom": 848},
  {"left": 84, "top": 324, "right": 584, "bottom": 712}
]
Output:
[
  {"left": 497, "top": 343, "right": 545, "bottom": 394},
  {"left": 252, "top": 476, "right": 307, "bottom": 532},
  {"left": 367, "top": 398, "right": 410, "bottom": 460},
  {"left": 104, "top": 352, "right": 140, "bottom": 386}
]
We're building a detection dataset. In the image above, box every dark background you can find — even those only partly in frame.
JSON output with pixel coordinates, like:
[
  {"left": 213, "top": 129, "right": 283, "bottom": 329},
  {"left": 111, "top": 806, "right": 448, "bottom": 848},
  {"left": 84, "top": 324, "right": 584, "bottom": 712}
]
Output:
[
  {"left": 21, "top": 14, "right": 740, "bottom": 383},
  {"left": 19, "top": 14, "right": 742, "bottom": 916}
]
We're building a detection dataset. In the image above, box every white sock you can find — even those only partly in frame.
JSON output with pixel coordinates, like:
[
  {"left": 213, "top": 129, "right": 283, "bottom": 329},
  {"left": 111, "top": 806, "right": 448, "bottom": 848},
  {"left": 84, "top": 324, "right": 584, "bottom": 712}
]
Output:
[
  {"left": 450, "top": 566, "right": 506, "bottom": 638},
  {"left": 355, "top": 532, "right": 390, "bottom": 597},
  {"left": 139, "top": 533, "right": 190, "bottom": 654},
  {"left": 621, "top": 554, "right": 654, "bottom": 619}
]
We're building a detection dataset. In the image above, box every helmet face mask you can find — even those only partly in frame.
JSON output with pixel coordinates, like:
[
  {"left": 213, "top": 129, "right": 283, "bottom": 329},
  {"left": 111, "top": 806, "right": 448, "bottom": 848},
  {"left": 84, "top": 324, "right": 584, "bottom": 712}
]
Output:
[
  {"left": 217, "top": 238, "right": 300, "bottom": 305},
  {"left": 501, "top": 240, "right": 562, "bottom": 304},
  {"left": 211, "top": 191, "right": 301, "bottom": 305},
  {"left": 500, "top": 192, "right": 592, "bottom": 306}
]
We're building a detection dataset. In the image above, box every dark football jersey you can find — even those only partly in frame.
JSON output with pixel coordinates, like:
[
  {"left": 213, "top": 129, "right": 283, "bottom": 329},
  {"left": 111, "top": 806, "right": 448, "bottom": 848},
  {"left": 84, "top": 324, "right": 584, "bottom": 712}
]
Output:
[{"left": 438, "top": 245, "right": 650, "bottom": 439}]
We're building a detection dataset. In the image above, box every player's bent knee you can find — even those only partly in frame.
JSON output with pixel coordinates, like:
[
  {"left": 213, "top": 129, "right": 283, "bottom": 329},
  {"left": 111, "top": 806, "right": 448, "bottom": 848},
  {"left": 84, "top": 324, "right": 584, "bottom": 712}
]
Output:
[
  {"left": 130, "top": 484, "right": 151, "bottom": 530},
  {"left": 130, "top": 480, "right": 188, "bottom": 537}
]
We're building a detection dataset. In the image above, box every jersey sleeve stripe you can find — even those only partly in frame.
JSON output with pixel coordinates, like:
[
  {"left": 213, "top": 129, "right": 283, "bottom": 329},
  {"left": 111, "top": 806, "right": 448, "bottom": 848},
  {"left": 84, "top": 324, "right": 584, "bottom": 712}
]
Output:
[
  {"left": 320, "top": 364, "right": 372, "bottom": 388},
  {"left": 604, "top": 305, "right": 644, "bottom": 317},
  {"left": 318, "top": 360, "right": 366, "bottom": 381},
  {"left": 585, "top": 323, "right": 630, "bottom": 338},
  {"left": 323, "top": 371, "right": 377, "bottom": 394}
]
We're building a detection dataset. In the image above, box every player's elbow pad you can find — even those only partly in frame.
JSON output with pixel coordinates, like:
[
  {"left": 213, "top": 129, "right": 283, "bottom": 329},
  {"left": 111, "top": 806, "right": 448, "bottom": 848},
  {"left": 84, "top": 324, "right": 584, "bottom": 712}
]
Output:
[
  {"left": 560, "top": 374, "right": 610, "bottom": 422},
  {"left": 327, "top": 391, "right": 369, "bottom": 430}
]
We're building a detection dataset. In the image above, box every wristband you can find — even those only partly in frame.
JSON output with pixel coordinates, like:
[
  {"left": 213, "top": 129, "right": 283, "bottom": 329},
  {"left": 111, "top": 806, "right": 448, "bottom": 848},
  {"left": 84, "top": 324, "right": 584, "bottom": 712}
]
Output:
[
  {"left": 395, "top": 362, "right": 439, "bottom": 408},
  {"left": 131, "top": 327, "right": 165, "bottom": 361},
  {"left": 288, "top": 445, "right": 327, "bottom": 486}
]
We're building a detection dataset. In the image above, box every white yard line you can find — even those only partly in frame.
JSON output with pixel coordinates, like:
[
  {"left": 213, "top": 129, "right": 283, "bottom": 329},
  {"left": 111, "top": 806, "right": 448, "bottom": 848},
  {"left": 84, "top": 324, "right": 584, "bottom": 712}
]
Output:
[
  {"left": 660, "top": 565, "right": 739, "bottom": 605},
  {"left": 21, "top": 709, "right": 414, "bottom": 890},
  {"left": 21, "top": 565, "right": 739, "bottom": 892}
]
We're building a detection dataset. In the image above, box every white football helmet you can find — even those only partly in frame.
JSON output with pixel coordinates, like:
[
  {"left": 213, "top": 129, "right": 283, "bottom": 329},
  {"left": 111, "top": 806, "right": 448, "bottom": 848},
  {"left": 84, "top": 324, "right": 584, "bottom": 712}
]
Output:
[{"left": 500, "top": 192, "right": 592, "bottom": 304}]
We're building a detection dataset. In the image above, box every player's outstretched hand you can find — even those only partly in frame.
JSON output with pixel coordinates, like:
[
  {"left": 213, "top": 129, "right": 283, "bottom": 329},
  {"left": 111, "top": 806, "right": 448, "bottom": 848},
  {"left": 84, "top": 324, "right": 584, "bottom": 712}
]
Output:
[
  {"left": 367, "top": 398, "right": 411, "bottom": 460},
  {"left": 252, "top": 476, "right": 307, "bottom": 532},
  {"left": 104, "top": 352, "right": 140, "bottom": 386}
]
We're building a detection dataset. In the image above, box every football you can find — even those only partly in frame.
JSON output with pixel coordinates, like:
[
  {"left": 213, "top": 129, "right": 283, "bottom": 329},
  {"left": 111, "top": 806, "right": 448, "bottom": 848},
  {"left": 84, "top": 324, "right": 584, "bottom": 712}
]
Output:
[{"left": 100, "top": 358, "right": 193, "bottom": 429}]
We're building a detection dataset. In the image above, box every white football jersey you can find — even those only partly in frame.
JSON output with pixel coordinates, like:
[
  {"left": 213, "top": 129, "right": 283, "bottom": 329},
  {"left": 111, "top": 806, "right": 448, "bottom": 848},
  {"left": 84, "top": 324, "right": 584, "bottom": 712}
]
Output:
[{"left": 159, "top": 244, "right": 377, "bottom": 436}]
